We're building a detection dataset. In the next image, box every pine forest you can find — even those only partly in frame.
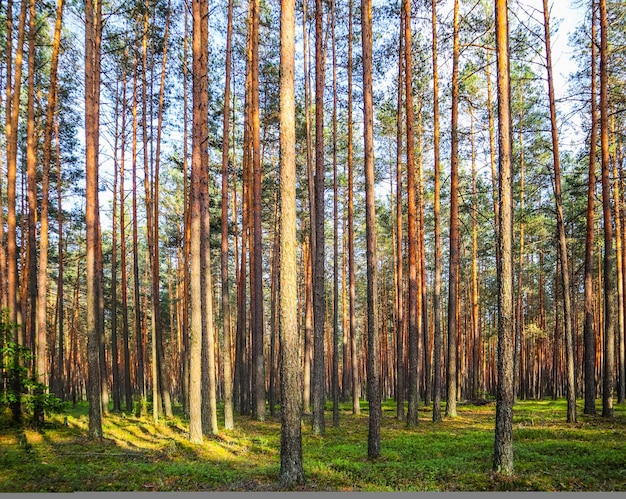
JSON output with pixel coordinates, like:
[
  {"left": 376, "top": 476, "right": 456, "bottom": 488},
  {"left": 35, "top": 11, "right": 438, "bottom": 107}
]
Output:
[{"left": 1, "top": 0, "right": 626, "bottom": 492}]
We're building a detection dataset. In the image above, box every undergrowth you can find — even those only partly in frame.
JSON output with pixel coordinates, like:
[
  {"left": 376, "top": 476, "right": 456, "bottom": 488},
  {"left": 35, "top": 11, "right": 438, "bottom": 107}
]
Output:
[{"left": 1, "top": 399, "right": 625, "bottom": 492}]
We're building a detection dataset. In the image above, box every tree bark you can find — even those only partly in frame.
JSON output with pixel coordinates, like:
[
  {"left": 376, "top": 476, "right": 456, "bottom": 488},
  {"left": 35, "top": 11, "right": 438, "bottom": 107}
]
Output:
[
  {"left": 220, "top": 0, "right": 235, "bottom": 431},
  {"left": 278, "top": 0, "right": 305, "bottom": 483},
  {"left": 85, "top": 0, "right": 103, "bottom": 440},
  {"left": 395, "top": 10, "right": 405, "bottom": 422},
  {"left": 362, "top": 0, "right": 381, "bottom": 459},
  {"left": 542, "top": 0, "right": 577, "bottom": 423},
  {"left": 312, "top": 0, "right": 326, "bottom": 436},
  {"left": 493, "top": 0, "right": 514, "bottom": 475},
  {"left": 431, "top": 0, "right": 443, "bottom": 424},
  {"left": 599, "top": 0, "right": 615, "bottom": 419},
  {"left": 189, "top": 0, "right": 209, "bottom": 443},
  {"left": 347, "top": 0, "right": 360, "bottom": 417},
  {"left": 446, "top": 0, "right": 460, "bottom": 419},
  {"left": 250, "top": 0, "right": 266, "bottom": 423}
]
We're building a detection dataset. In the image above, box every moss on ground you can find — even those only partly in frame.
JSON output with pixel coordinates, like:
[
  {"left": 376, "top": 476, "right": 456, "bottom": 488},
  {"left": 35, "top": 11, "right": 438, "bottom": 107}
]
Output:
[{"left": 1, "top": 399, "right": 624, "bottom": 491}]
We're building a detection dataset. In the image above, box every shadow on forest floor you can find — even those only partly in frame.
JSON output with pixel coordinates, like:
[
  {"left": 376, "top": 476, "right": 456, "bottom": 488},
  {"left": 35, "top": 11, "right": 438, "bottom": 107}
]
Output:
[{"left": 1, "top": 399, "right": 625, "bottom": 492}]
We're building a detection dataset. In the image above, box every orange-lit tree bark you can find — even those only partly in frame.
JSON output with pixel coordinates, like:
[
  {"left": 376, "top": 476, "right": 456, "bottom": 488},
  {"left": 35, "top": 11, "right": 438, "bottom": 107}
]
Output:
[
  {"left": 6, "top": 0, "right": 27, "bottom": 335},
  {"left": 278, "top": 0, "right": 305, "bottom": 483},
  {"left": 250, "top": 0, "right": 266, "bottom": 423},
  {"left": 301, "top": 0, "right": 313, "bottom": 414},
  {"left": 395, "top": 10, "right": 405, "bottom": 422},
  {"left": 403, "top": 0, "right": 419, "bottom": 428},
  {"left": 599, "top": 0, "right": 615, "bottom": 419},
  {"left": 431, "top": 0, "right": 443, "bottom": 424},
  {"left": 493, "top": 0, "right": 514, "bottom": 475},
  {"left": 347, "top": 0, "right": 360, "bottom": 416},
  {"left": 85, "top": 0, "right": 103, "bottom": 440},
  {"left": 331, "top": 0, "right": 340, "bottom": 429},
  {"left": 542, "top": 0, "right": 576, "bottom": 423},
  {"left": 40, "top": 0, "right": 65, "bottom": 400},
  {"left": 362, "top": 0, "right": 380, "bottom": 458},
  {"left": 221, "top": 0, "right": 235, "bottom": 431},
  {"left": 153, "top": 3, "right": 174, "bottom": 419},
  {"left": 26, "top": 0, "right": 38, "bottom": 392},
  {"left": 189, "top": 0, "right": 209, "bottom": 443},
  {"left": 446, "top": 0, "right": 460, "bottom": 419}
]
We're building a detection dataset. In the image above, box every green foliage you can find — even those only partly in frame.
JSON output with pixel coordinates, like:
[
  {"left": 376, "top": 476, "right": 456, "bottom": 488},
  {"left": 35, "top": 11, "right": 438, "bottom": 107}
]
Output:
[
  {"left": 0, "top": 309, "right": 66, "bottom": 428},
  {"left": 1, "top": 400, "right": 625, "bottom": 492}
]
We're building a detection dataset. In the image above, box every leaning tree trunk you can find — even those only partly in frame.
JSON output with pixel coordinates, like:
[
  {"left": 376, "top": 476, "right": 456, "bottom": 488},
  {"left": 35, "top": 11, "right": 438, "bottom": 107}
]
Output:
[{"left": 543, "top": 0, "right": 576, "bottom": 423}]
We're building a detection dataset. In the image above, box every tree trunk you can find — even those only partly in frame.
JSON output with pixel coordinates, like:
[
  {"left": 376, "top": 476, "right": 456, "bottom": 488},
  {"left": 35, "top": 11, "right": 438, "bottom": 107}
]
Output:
[
  {"left": 599, "top": 0, "right": 615, "bottom": 418},
  {"left": 403, "top": 0, "right": 419, "bottom": 428},
  {"left": 431, "top": 0, "right": 443, "bottom": 424},
  {"left": 278, "top": 0, "right": 305, "bottom": 482},
  {"left": 361, "top": 0, "right": 381, "bottom": 459},
  {"left": 493, "top": 0, "right": 514, "bottom": 475},
  {"left": 220, "top": 0, "right": 235, "bottom": 431},
  {"left": 131, "top": 52, "right": 146, "bottom": 415},
  {"left": 85, "top": 0, "right": 103, "bottom": 440},
  {"left": 190, "top": 0, "right": 209, "bottom": 443},
  {"left": 347, "top": 0, "right": 360, "bottom": 417},
  {"left": 446, "top": 0, "right": 460, "bottom": 419},
  {"left": 250, "top": 0, "right": 266, "bottom": 423},
  {"left": 312, "top": 0, "right": 326, "bottom": 436},
  {"left": 6, "top": 0, "right": 27, "bottom": 337},
  {"left": 331, "top": 0, "right": 340, "bottom": 429},
  {"left": 395, "top": 11, "right": 405, "bottom": 422},
  {"left": 542, "top": 0, "right": 577, "bottom": 423}
]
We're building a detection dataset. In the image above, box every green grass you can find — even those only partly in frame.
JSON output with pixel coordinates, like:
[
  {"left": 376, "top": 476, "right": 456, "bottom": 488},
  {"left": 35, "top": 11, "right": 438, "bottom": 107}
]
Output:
[{"left": 1, "top": 399, "right": 625, "bottom": 491}]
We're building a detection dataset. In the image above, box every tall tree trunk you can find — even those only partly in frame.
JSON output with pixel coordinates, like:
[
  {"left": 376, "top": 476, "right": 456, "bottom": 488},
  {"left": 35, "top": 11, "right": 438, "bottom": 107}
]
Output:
[
  {"left": 470, "top": 107, "right": 480, "bottom": 401},
  {"left": 181, "top": 3, "right": 191, "bottom": 417},
  {"left": 311, "top": 0, "right": 327, "bottom": 436},
  {"left": 111, "top": 97, "right": 121, "bottom": 413},
  {"left": 361, "top": 0, "right": 380, "bottom": 459},
  {"left": 395, "top": 10, "right": 405, "bottom": 422},
  {"left": 55, "top": 116, "right": 66, "bottom": 400},
  {"left": 431, "top": 0, "right": 443, "bottom": 424},
  {"left": 249, "top": 0, "right": 266, "bottom": 423},
  {"left": 493, "top": 0, "right": 514, "bottom": 475},
  {"left": 611, "top": 118, "right": 626, "bottom": 405},
  {"left": 542, "top": 0, "right": 577, "bottom": 423},
  {"left": 331, "top": 0, "right": 340, "bottom": 429},
  {"left": 37, "top": 0, "right": 63, "bottom": 400},
  {"left": 26, "top": 0, "right": 38, "bottom": 387},
  {"left": 85, "top": 0, "right": 103, "bottom": 440},
  {"left": 404, "top": 0, "right": 419, "bottom": 428},
  {"left": 6, "top": 0, "right": 25, "bottom": 339},
  {"left": 599, "top": 0, "right": 615, "bottom": 418},
  {"left": 220, "top": 0, "right": 235, "bottom": 431},
  {"left": 131, "top": 51, "right": 146, "bottom": 415},
  {"left": 189, "top": 0, "right": 209, "bottom": 443},
  {"left": 446, "top": 0, "right": 460, "bottom": 419},
  {"left": 119, "top": 55, "right": 133, "bottom": 412},
  {"left": 513, "top": 90, "right": 525, "bottom": 402},
  {"left": 278, "top": 0, "right": 305, "bottom": 482},
  {"left": 153, "top": 3, "right": 173, "bottom": 419},
  {"left": 347, "top": 0, "right": 360, "bottom": 416}
]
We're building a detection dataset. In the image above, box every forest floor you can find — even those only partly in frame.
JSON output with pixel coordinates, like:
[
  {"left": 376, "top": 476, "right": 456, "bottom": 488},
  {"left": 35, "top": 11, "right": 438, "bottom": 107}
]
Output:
[{"left": 1, "top": 398, "right": 625, "bottom": 492}]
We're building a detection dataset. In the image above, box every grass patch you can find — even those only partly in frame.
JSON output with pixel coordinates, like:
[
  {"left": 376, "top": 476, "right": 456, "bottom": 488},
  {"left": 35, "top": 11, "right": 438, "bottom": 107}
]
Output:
[{"left": 1, "top": 399, "right": 625, "bottom": 491}]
